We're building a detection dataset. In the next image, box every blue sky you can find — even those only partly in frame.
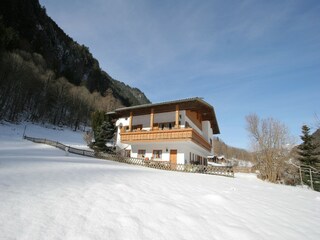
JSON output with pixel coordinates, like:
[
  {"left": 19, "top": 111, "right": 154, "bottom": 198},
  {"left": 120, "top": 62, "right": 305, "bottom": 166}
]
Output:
[{"left": 40, "top": 0, "right": 320, "bottom": 149}]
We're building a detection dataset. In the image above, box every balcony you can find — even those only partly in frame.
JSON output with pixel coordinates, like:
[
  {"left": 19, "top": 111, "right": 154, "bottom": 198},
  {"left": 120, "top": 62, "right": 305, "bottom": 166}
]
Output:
[{"left": 120, "top": 127, "right": 212, "bottom": 151}]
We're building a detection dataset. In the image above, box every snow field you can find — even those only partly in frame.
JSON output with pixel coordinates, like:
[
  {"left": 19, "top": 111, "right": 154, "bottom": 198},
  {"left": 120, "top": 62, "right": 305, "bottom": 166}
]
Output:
[{"left": 0, "top": 122, "right": 320, "bottom": 240}]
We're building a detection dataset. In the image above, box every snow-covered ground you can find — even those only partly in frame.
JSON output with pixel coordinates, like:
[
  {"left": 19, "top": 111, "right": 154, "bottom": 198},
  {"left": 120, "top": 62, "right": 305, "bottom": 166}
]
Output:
[
  {"left": 1, "top": 122, "right": 320, "bottom": 240},
  {"left": 12, "top": 121, "right": 89, "bottom": 149}
]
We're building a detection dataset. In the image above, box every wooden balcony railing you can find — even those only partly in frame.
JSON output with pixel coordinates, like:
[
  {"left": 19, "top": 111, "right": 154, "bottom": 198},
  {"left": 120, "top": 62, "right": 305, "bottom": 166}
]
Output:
[{"left": 120, "top": 128, "right": 212, "bottom": 151}]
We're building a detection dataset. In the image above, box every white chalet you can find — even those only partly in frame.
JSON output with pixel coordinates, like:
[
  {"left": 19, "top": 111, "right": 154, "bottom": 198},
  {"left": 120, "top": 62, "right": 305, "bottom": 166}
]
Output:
[{"left": 109, "top": 97, "right": 220, "bottom": 165}]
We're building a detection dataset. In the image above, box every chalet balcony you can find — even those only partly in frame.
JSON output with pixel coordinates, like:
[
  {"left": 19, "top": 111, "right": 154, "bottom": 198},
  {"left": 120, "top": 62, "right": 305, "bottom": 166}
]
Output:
[{"left": 120, "top": 127, "right": 212, "bottom": 151}]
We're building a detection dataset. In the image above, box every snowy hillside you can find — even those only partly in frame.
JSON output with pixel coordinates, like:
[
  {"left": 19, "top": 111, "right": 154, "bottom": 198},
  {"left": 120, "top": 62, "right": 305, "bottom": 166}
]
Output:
[{"left": 1, "top": 122, "right": 320, "bottom": 240}]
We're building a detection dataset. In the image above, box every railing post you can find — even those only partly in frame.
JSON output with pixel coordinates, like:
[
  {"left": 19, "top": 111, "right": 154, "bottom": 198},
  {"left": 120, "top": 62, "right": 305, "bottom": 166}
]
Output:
[
  {"left": 129, "top": 111, "right": 133, "bottom": 132},
  {"left": 150, "top": 108, "right": 154, "bottom": 130},
  {"left": 310, "top": 169, "right": 314, "bottom": 190},
  {"left": 22, "top": 125, "right": 27, "bottom": 138},
  {"left": 299, "top": 167, "right": 303, "bottom": 186},
  {"left": 175, "top": 105, "right": 179, "bottom": 128}
]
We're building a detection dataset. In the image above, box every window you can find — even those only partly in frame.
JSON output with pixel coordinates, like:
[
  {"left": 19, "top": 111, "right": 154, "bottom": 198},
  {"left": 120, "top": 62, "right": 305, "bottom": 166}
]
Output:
[
  {"left": 138, "top": 149, "right": 146, "bottom": 158},
  {"left": 153, "top": 150, "right": 162, "bottom": 159},
  {"left": 124, "top": 150, "right": 131, "bottom": 157},
  {"left": 158, "top": 122, "right": 175, "bottom": 130}
]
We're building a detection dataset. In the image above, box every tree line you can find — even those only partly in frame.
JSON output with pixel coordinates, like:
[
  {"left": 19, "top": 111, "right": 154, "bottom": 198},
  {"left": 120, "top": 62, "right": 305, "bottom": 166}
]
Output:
[
  {"left": 0, "top": 49, "right": 120, "bottom": 130},
  {"left": 0, "top": 0, "right": 150, "bottom": 130},
  {"left": 213, "top": 137, "right": 253, "bottom": 162},
  {"left": 0, "top": 0, "right": 150, "bottom": 110}
]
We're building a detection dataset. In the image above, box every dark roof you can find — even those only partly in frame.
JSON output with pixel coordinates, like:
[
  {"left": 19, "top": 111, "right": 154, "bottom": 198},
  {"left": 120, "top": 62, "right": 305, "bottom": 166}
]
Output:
[{"left": 108, "top": 97, "right": 220, "bottom": 134}]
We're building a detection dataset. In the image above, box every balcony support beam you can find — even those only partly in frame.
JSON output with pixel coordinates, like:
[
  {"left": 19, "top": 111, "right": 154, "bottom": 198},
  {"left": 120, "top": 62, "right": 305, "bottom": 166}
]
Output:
[
  {"left": 175, "top": 105, "right": 179, "bottom": 128},
  {"left": 150, "top": 108, "right": 154, "bottom": 130},
  {"left": 129, "top": 111, "right": 133, "bottom": 132}
]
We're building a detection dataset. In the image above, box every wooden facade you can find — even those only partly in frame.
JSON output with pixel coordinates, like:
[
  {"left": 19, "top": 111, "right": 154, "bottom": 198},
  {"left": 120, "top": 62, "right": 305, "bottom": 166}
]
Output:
[
  {"left": 120, "top": 127, "right": 212, "bottom": 151},
  {"left": 111, "top": 97, "right": 220, "bottom": 134}
]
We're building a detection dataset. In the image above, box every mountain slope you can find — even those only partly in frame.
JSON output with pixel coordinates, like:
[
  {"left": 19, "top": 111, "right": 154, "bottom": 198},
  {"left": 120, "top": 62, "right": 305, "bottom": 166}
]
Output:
[
  {"left": 213, "top": 137, "right": 253, "bottom": 162},
  {"left": 0, "top": 0, "right": 150, "bottom": 108}
]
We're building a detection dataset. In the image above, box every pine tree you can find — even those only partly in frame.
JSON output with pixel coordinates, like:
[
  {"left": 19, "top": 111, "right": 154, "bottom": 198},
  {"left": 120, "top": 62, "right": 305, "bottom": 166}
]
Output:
[
  {"left": 298, "top": 125, "right": 319, "bottom": 168},
  {"left": 92, "top": 115, "right": 115, "bottom": 152},
  {"left": 91, "top": 110, "right": 105, "bottom": 137}
]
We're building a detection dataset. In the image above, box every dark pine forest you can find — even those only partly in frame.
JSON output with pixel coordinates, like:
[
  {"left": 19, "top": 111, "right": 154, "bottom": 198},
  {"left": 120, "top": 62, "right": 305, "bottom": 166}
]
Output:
[{"left": 0, "top": 0, "right": 150, "bottom": 129}]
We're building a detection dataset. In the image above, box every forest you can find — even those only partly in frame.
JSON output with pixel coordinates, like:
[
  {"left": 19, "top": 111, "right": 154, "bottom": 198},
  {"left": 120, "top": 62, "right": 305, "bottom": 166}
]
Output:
[{"left": 0, "top": 0, "right": 150, "bottom": 129}]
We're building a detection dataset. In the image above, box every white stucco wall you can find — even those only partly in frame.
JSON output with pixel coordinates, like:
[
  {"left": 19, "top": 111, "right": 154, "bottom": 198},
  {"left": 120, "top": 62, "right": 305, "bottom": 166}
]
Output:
[
  {"left": 130, "top": 142, "right": 185, "bottom": 164},
  {"left": 115, "top": 118, "right": 131, "bottom": 152},
  {"left": 202, "top": 121, "right": 213, "bottom": 142},
  {"left": 179, "top": 110, "right": 186, "bottom": 128},
  {"left": 130, "top": 141, "right": 211, "bottom": 164},
  {"left": 184, "top": 115, "right": 202, "bottom": 134}
]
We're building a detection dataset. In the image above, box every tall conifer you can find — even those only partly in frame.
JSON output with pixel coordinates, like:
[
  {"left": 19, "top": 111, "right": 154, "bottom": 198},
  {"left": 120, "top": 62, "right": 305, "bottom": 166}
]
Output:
[
  {"left": 298, "top": 125, "right": 319, "bottom": 168},
  {"left": 91, "top": 112, "right": 115, "bottom": 152}
]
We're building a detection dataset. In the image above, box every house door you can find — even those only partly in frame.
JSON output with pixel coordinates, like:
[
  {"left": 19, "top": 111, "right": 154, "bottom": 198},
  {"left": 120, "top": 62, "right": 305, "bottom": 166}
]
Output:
[{"left": 170, "top": 150, "right": 177, "bottom": 167}]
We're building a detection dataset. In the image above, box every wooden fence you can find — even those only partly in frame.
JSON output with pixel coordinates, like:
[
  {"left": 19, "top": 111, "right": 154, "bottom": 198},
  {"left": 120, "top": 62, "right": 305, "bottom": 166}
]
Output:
[
  {"left": 233, "top": 166, "right": 253, "bottom": 173},
  {"left": 299, "top": 165, "right": 320, "bottom": 191},
  {"left": 97, "top": 152, "right": 234, "bottom": 176},
  {"left": 24, "top": 136, "right": 95, "bottom": 157},
  {"left": 24, "top": 135, "right": 234, "bottom": 177},
  {"left": 287, "top": 162, "right": 320, "bottom": 192}
]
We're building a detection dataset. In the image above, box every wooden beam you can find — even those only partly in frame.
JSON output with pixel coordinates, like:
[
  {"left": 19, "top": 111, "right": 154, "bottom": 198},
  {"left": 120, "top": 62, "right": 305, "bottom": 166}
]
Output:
[
  {"left": 129, "top": 111, "right": 133, "bottom": 132},
  {"left": 175, "top": 105, "right": 179, "bottom": 128},
  {"left": 150, "top": 108, "right": 154, "bottom": 130}
]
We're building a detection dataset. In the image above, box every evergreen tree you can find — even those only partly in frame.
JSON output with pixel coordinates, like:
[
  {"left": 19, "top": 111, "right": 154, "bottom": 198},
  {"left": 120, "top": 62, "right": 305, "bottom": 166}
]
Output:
[
  {"left": 298, "top": 125, "right": 319, "bottom": 168},
  {"left": 91, "top": 110, "right": 105, "bottom": 137},
  {"left": 92, "top": 113, "right": 115, "bottom": 152}
]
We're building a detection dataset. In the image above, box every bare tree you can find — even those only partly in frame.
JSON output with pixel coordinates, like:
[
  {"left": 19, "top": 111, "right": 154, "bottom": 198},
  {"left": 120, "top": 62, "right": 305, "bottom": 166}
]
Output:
[{"left": 246, "top": 114, "right": 293, "bottom": 183}]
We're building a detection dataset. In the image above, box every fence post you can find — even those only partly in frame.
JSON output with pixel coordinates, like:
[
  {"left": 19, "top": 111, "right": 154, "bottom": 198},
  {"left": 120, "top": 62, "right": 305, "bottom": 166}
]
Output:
[
  {"left": 299, "top": 167, "right": 303, "bottom": 186},
  {"left": 65, "top": 146, "right": 69, "bottom": 156},
  {"left": 310, "top": 169, "right": 314, "bottom": 190},
  {"left": 22, "top": 125, "right": 27, "bottom": 138}
]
